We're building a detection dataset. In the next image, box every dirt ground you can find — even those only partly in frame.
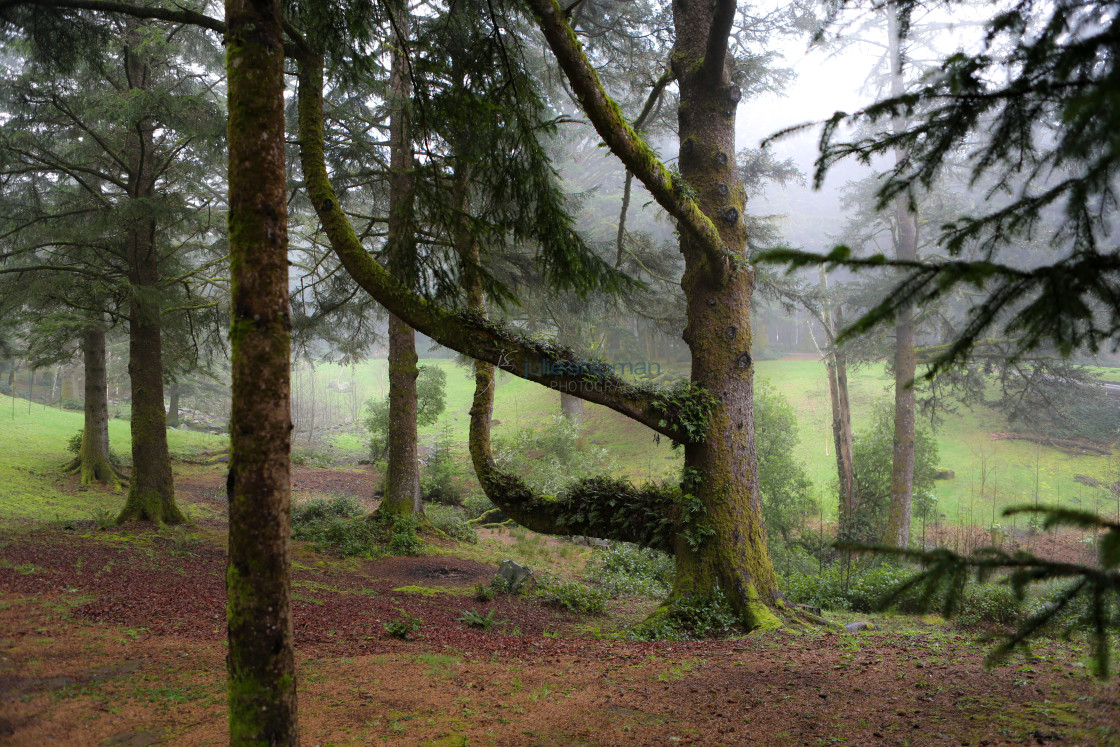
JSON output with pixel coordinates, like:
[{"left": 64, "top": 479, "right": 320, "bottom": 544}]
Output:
[{"left": 1, "top": 469, "right": 1118, "bottom": 745}]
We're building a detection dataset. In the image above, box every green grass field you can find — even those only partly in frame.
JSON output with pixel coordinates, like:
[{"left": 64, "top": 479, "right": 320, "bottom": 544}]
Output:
[
  {"left": 307, "top": 357, "right": 1120, "bottom": 527},
  {"left": 3, "top": 357, "right": 1117, "bottom": 528},
  {"left": 0, "top": 394, "right": 225, "bottom": 521}
]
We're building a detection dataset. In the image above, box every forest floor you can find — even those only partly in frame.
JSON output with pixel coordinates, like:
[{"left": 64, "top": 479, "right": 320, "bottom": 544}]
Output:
[{"left": 1, "top": 467, "right": 1118, "bottom": 746}]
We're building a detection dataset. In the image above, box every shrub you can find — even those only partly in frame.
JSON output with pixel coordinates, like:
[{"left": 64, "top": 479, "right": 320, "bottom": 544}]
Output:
[
  {"left": 846, "top": 403, "right": 939, "bottom": 543},
  {"left": 585, "top": 542, "right": 674, "bottom": 598},
  {"left": 627, "top": 587, "right": 739, "bottom": 641},
  {"left": 957, "top": 584, "right": 1024, "bottom": 626},
  {"left": 292, "top": 496, "right": 376, "bottom": 557},
  {"left": 421, "top": 426, "right": 462, "bottom": 505},
  {"left": 781, "top": 562, "right": 935, "bottom": 614},
  {"left": 534, "top": 574, "right": 608, "bottom": 614},
  {"left": 66, "top": 429, "right": 124, "bottom": 466},
  {"left": 458, "top": 608, "right": 507, "bottom": 630},
  {"left": 387, "top": 513, "right": 424, "bottom": 556},
  {"left": 460, "top": 490, "right": 503, "bottom": 523},
  {"left": 493, "top": 415, "right": 617, "bottom": 494},
  {"left": 365, "top": 365, "right": 447, "bottom": 461},
  {"left": 425, "top": 505, "right": 478, "bottom": 544},
  {"left": 383, "top": 611, "right": 422, "bottom": 640}
]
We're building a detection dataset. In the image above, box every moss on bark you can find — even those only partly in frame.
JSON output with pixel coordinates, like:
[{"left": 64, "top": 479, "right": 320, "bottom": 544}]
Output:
[{"left": 225, "top": 0, "right": 298, "bottom": 740}]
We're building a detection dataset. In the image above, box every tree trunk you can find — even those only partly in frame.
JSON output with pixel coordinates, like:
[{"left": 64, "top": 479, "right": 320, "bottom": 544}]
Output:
[
  {"left": 820, "top": 272, "right": 857, "bottom": 538},
  {"left": 225, "top": 0, "right": 298, "bottom": 739},
  {"left": 378, "top": 2, "right": 421, "bottom": 517},
  {"left": 657, "top": 0, "right": 784, "bottom": 630},
  {"left": 116, "top": 241, "right": 183, "bottom": 523},
  {"left": 69, "top": 325, "right": 121, "bottom": 488},
  {"left": 382, "top": 313, "right": 421, "bottom": 514},
  {"left": 167, "top": 383, "right": 180, "bottom": 428},
  {"left": 115, "top": 37, "right": 183, "bottom": 526},
  {"left": 883, "top": 3, "right": 918, "bottom": 548}
]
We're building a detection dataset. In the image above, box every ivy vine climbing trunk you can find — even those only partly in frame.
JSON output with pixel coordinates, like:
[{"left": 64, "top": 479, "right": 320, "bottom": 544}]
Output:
[
  {"left": 115, "top": 33, "right": 183, "bottom": 525},
  {"left": 884, "top": 2, "right": 918, "bottom": 548},
  {"left": 67, "top": 324, "right": 121, "bottom": 488},
  {"left": 224, "top": 0, "right": 298, "bottom": 740},
  {"left": 380, "top": 0, "right": 421, "bottom": 516}
]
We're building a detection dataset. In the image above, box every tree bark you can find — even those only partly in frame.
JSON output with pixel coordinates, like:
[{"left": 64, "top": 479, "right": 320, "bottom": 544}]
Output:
[
  {"left": 382, "top": 314, "right": 421, "bottom": 514},
  {"left": 883, "top": 3, "right": 918, "bottom": 548},
  {"left": 225, "top": 0, "right": 298, "bottom": 740},
  {"left": 819, "top": 272, "right": 857, "bottom": 538},
  {"left": 68, "top": 324, "right": 121, "bottom": 488},
  {"left": 115, "top": 36, "right": 183, "bottom": 525},
  {"left": 379, "top": 6, "right": 421, "bottom": 516}
]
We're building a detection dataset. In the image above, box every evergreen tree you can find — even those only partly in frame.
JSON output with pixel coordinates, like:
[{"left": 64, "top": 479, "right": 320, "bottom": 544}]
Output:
[{"left": 0, "top": 15, "right": 226, "bottom": 518}]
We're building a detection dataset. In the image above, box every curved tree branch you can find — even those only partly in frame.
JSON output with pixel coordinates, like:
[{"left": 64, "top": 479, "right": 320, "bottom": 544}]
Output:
[
  {"left": 296, "top": 58, "right": 691, "bottom": 443},
  {"left": 522, "top": 0, "right": 730, "bottom": 283}
]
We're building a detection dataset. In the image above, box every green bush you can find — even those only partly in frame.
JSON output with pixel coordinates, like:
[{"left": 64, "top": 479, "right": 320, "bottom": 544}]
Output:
[
  {"left": 627, "top": 587, "right": 739, "bottom": 641},
  {"left": 365, "top": 365, "right": 447, "bottom": 462},
  {"left": 66, "top": 429, "right": 124, "bottom": 466},
  {"left": 426, "top": 505, "right": 478, "bottom": 544},
  {"left": 493, "top": 415, "right": 617, "bottom": 494},
  {"left": 846, "top": 403, "right": 940, "bottom": 543},
  {"left": 782, "top": 562, "right": 1026, "bottom": 625},
  {"left": 383, "top": 611, "right": 422, "bottom": 640},
  {"left": 585, "top": 542, "right": 674, "bottom": 598},
  {"left": 534, "top": 574, "right": 608, "bottom": 614},
  {"left": 292, "top": 496, "right": 377, "bottom": 557},
  {"left": 460, "top": 491, "right": 503, "bottom": 523},
  {"left": 421, "top": 426, "right": 462, "bottom": 505},
  {"left": 781, "top": 562, "right": 931, "bottom": 614},
  {"left": 387, "top": 513, "right": 424, "bottom": 556},
  {"left": 957, "top": 584, "right": 1024, "bottom": 626}
]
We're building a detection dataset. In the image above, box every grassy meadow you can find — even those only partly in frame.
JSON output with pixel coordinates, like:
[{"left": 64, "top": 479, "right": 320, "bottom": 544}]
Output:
[
  {"left": 302, "top": 357, "right": 1120, "bottom": 529},
  {"left": 3, "top": 357, "right": 1116, "bottom": 529}
]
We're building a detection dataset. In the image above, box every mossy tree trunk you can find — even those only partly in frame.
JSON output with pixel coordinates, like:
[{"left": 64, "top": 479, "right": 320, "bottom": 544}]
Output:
[
  {"left": 68, "top": 324, "right": 122, "bottom": 488},
  {"left": 383, "top": 314, "right": 421, "bottom": 514},
  {"left": 379, "top": 1, "right": 422, "bottom": 517},
  {"left": 115, "top": 36, "right": 183, "bottom": 525},
  {"left": 225, "top": 0, "right": 298, "bottom": 740},
  {"left": 883, "top": 2, "right": 918, "bottom": 548}
]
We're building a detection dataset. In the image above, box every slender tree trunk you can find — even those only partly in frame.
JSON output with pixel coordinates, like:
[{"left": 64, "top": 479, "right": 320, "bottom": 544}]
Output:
[
  {"left": 379, "top": 3, "right": 421, "bottom": 516},
  {"left": 883, "top": 3, "right": 918, "bottom": 548},
  {"left": 225, "top": 0, "right": 298, "bottom": 739},
  {"left": 167, "top": 383, "right": 180, "bottom": 428},
  {"left": 68, "top": 325, "right": 121, "bottom": 488},
  {"left": 668, "top": 0, "right": 784, "bottom": 629},
  {"left": 382, "top": 314, "right": 421, "bottom": 514},
  {"left": 820, "top": 272, "right": 857, "bottom": 537},
  {"left": 115, "top": 38, "right": 183, "bottom": 525}
]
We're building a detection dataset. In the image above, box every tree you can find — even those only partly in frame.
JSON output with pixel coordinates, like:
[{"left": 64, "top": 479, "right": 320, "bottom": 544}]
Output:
[
  {"left": 761, "top": 0, "right": 1120, "bottom": 674},
  {"left": 0, "top": 15, "right": 226, "bottom": 519},
  {"left": 296, "top": 0, "right": 823, "bottom": 629},
  {"left": 223, "top": 0, "right": 298, "bottom": 739}
]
